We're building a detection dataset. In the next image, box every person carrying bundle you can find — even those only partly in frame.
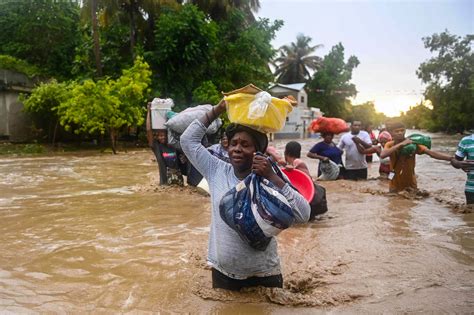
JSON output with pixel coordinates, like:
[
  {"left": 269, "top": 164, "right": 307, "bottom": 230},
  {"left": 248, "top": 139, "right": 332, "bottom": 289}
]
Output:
[
  {"left": 180, "top": 95, "right": 310, "bottom": 291},
  {"left": 380, "top": 122, "right": 452, "bottom": 192},
  {"left": 307, "top": 132, "right": 343, "bottom": 179},
  {"left": 146, "top": 102, "right": 186, "bottom": 186}
]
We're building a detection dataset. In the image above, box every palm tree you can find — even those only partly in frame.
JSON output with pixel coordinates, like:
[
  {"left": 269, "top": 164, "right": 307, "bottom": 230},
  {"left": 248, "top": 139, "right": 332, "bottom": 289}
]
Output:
[
  {"left": 81, "top": 0, "right": 178, "bottom": 61},
  {"left": 80, "top": 0, "right": 104, "bottom": 76},
  {"left": 189, "top": 0, "right": 260, "bottom": 21},
  {"left": 274, "top": 34, "right": 323, "bottom": 84}
]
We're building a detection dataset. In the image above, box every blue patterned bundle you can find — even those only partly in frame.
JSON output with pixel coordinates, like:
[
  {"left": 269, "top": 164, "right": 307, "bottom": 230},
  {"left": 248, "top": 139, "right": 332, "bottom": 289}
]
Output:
[{"left": 219, "top": 169, "right": 295, "bottom": 251}]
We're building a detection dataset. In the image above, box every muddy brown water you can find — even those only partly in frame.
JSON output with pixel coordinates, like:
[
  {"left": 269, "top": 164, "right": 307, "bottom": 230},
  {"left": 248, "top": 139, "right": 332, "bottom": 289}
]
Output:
[{"left": 1, "top": 131, "right": 473, "bottom": 313}]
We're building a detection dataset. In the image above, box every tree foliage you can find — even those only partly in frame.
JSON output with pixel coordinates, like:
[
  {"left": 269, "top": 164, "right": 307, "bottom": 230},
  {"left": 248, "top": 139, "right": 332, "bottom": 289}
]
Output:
[
  {"left": 73, "top": 23, "right": 132, "bottom": 79},
  {"left": 4, "top": 0, "right": 284, "bottom": 146},
  {"left": 0, "top": 0, "right": 80, "bottom": 80},
  {"left": 190, "top": 0, "right": 260, "bottom": 21},
  {"left": 274, "top": 34, "right": 323, "bottom": 84},
  {"left": 148, "top": 5, "right": 281, "bottom": 104},
  {"left": 23, "top": 58, "right": 151, "bottom": 152},
  {"left": 21, "top": 80, "right": 71, "bottom": 143},
  {"left": 192, "top": 81, "right": 221, "bottom": 105},
  {"left": 0, "top": 55, "right": 41, "bottom": 78},
  {"left": 416, "top": 31, "right": 473, "bottom": 132},
  {"left": 58, "top": 57, "right": 151, "bottom": 153},
  {"left": 399, "top": 103, "right": 434, "bottom": 130},
  {"left": 148, "top": 4, "right": 218, "bottom": 103},
  {"left": 307, "top": 43, "right": 360, "bottom": 118},
  {"left": 209, "top": 10, "right": 282, "bottom": 92},
  {"left": 350, "top": 102, "right": 387, "bottom": 127}
]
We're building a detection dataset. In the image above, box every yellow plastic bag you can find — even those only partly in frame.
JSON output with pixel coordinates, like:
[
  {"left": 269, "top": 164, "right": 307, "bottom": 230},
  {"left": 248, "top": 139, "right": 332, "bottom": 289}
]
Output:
[{"left": 224, "top": 92, "right": 293, "bottom": 133}]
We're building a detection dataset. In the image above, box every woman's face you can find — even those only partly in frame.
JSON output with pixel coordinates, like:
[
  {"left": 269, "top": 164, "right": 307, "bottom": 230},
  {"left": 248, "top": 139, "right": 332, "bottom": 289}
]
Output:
[{"left": 228, "top": 131, "right": 256, "bottom": 172}]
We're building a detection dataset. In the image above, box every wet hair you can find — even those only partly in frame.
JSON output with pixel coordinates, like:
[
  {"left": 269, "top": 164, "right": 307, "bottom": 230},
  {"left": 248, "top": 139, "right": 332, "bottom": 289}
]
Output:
[
  {"left": 225, "top": 123, "right": 268, "bottom": 153},
  {"left": 284, "top": 141, "right": 301, "bottom": 158}
]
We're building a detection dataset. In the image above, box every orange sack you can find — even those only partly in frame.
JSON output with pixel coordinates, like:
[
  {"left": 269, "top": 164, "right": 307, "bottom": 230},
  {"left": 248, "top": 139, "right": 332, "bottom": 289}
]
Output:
[{"left": 308, "top": 117, "right": 349, "bottom": 134}]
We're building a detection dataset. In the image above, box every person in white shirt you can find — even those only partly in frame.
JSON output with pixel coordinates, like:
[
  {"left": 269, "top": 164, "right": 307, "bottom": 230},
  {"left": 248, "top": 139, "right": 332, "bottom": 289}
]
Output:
[{"left": 337, "top": 120, "right": 372, "bottom": 180}]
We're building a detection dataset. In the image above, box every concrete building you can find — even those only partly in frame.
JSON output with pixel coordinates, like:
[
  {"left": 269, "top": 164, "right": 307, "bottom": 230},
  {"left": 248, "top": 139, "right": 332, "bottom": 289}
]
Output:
[
  {"left": 0, "top": 69, "right": 34, "bottom": 142},
  {"left": 268, "top": 83, "right": 322, "bottom": 139}
]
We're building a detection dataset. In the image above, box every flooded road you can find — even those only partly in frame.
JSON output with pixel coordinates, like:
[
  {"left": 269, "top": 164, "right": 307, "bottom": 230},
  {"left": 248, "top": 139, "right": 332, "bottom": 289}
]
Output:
[{"left": 0, "top": 131, "right": 473, "bottom": 313}]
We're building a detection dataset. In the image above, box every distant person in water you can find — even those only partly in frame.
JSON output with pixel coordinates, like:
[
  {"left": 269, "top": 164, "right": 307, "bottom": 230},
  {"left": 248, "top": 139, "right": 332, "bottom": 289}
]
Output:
[
  {"left": 364, "top": 124, "right": 377, "bottom": 163},
  {"left": 307, "top": 132, "right": 343, "bottom": 179},
  {"left": 284, "top": 141, "right": 311, "bottom": 176},
  {"left": 338, "top": 121, "right": 372, "bottom": 180},
  {"left": 376, "top": 131, "right": 392, "bottom": 178},
  {"left": 208, "top": 132, "right": 230, "bottom": 163},
  {"left": 146, "top": 103, "right": 186, "bottom": 185},
  {"left": 354, "top": 130, "right": 393, "bottom": 179},
  {"left": 380, "top": 122, "right": 452, "bottom": 192},
  {"left": 451, "top": 134, "right": 474, "bottom": 204}
]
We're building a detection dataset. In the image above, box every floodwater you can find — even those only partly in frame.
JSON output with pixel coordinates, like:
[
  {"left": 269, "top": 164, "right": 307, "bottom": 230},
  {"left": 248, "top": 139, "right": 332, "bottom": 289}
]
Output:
[{"left": 0, "top": 131, "right": 473, "bottom": 313}]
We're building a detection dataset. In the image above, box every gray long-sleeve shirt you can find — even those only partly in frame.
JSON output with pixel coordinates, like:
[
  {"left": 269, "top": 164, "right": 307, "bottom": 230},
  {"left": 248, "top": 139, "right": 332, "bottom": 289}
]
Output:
[{"left": 181, "top": 120, "right": 310, "bottom": 279}]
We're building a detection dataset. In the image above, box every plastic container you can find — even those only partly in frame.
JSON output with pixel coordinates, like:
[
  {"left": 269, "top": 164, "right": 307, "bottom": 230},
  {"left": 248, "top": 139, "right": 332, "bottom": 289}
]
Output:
[
  {"left": 224, "top": 92, "right": 293, "bottom": 133},
  {"left": 151, "top": 108, "right": 169, "bottom": 129},
  {"left": 281, "top": 168, "right": 315, "bottom": 202},
  {"left": 150, "top": 98, "right": 174, "bottom": 129}
]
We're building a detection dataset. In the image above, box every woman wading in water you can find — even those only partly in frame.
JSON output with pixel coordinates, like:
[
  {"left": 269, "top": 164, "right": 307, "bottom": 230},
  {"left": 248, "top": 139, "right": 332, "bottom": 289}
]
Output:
[{"left": 180, "top": 99, "right": 310, "bottom": 291}]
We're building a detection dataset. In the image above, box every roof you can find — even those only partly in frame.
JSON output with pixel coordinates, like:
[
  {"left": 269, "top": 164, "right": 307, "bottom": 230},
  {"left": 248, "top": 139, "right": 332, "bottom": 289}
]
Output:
[{"left": 268, "top": 82, "right": 306, "bottom": 92}]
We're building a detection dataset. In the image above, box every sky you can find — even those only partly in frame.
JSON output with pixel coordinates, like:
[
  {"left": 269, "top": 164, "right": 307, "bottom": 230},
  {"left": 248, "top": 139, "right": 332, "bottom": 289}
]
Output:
[{"left": 257, "top": 0, "right": 473, "bottom": 117}]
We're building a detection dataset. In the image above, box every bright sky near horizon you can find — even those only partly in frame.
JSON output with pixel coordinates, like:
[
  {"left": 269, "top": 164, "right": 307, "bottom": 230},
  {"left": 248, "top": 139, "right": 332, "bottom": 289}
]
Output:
[{"left": 257, "top": 0, "right": 473, "bottom": 117}]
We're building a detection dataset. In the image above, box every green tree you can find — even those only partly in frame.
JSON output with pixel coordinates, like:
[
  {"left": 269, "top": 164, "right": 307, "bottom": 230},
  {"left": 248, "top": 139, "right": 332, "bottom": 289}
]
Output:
[
  {"left": 399, "top": 103, "right": 434, "bottom": 130},
  {"left": 209, "top": 10, "right": 282, "bottom": 92},
  {"left": 73, "top": 23, "right": 132, "bottom": 79},
  {"left": 273, "top": 34, "right": 323, "bottom": 84},
  {"left": 192, "top": 81, "right": 221, "bottom": 105},
  {"left": 350, "top": 102, "right": 387, "bottom": 128},
  {"left": 417, "top": 31, "right": 473, "bottom": 132},
  {"left": 307, "top": 43, "right": 360, "bottom": 118},
  {"left": 58, "top": 57, "right": 151, "bottom": 154},
  {"left": 190, "top": 0, "right": 260, "bottom": 21},
  {"left": 80, "top": 0, "right": 179, "bottom": 61},
  {"left": 21, "top": 80, "right": 71, "bottom": 144},
  {"left": 149, "top": 4, "right": 218, "bottom": 103},
  {"left": 0, "top": 0, "right": 81, "bottom": 80}
]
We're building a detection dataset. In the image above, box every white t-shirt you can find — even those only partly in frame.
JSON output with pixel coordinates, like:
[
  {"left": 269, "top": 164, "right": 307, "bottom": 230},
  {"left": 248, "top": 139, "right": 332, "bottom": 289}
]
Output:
[{"left": 337, "top": 131, "right": 372, "bottom": 170}]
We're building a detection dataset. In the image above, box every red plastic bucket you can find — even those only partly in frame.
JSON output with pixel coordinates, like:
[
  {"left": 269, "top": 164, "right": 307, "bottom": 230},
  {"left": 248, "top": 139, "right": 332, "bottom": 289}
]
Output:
[{"left": 281, "top": 168, "right": 315, "bottom": 202}]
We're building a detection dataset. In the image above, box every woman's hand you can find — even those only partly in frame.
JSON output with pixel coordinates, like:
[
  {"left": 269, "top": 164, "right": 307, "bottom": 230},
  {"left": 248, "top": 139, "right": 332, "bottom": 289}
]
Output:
[
  {"left": 215, "top": 98, "right": 227, "bottom": 115},
  {"left": 252, "top": 154, "right": 274, "bottom": 178},
  {"left": 252, "top": 154, "right": 286, "bottom": 188}
]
